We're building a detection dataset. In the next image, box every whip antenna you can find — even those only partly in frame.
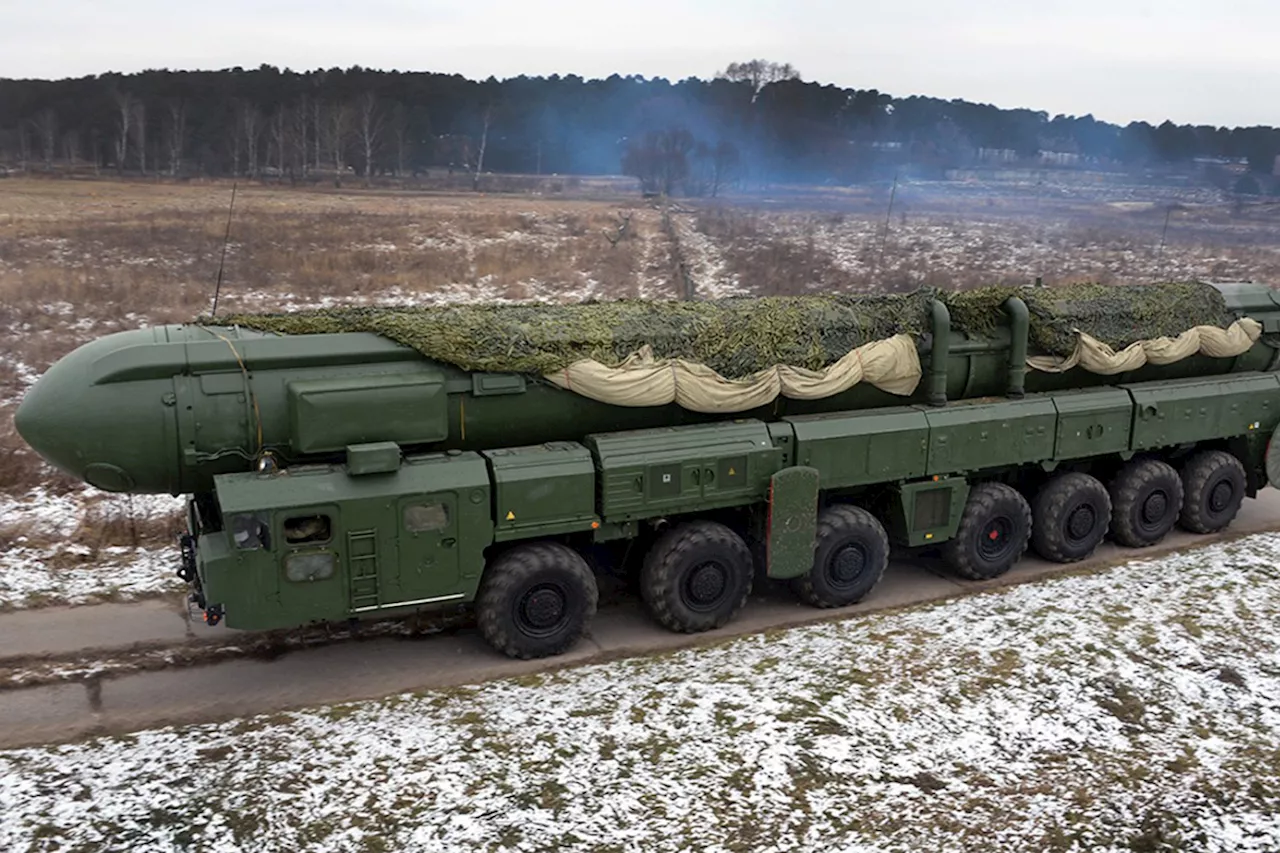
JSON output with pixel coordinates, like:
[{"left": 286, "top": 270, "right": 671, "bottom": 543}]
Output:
[
  {"left": 210, "top": 182, "right": 238, "bottom": 318},
  {"left": 872, "top": 172, "right": 898, "bottom": 283}
]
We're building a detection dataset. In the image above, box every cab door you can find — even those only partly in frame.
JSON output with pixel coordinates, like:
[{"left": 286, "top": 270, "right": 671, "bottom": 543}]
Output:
[
  {"left": 274, "top": 504, "right": 346, "bottom": 622},
  {"left": 393, "top": 492, "right": 463, "bottom": 604}
]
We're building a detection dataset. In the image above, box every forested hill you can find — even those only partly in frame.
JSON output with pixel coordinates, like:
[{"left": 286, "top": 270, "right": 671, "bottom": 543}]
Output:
[{"left": 2, "top": 63, "right": 1278, "bottom": 191}]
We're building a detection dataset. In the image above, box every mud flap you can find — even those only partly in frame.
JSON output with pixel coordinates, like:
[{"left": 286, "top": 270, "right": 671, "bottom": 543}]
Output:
[
  {"left": 766, "top": 466, "right": 820, "bottom": 579},
  {"left": 1266, "top": 424, "right": 1280, "bottom": 488}
]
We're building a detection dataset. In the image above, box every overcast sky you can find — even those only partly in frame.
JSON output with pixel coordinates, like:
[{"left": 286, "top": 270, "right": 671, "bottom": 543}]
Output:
[{"left": 5, "top": 0, "right": 1277, "bottom": 128}]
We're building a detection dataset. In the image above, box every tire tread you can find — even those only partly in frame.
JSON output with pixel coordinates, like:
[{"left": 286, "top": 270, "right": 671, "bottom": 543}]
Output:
[
  {"left": 793, "top": 505, "right": 889, "bottom": 608},
  {"left": 1109, "top": 459, "right": 1183, "bottom": 548},
  {"left": 943, "top": 482, "right": 1032, "bottom": 580},
  {"left": 641, "top": 520, "right": 752, "bottom": 633},
  {"left": 1178, "top": 450, "right": 1246, "bottom": 534},
  {"left": 476, "top": 542, "right": 597, "bottom": 660}
]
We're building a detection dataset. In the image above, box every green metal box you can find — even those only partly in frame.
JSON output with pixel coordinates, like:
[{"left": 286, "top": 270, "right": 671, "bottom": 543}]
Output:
[
  {"left": 923, "top": 396, "right": 1056, "bottom": 474},
  {"left": 1125, "top": 373, "right": 1280, "bottom": 450},
  {"left": 787, "top": 407, "right": 929, "bottom": 488},
  {"left": 586, "top": 420, "right": 781, "bottom": 521},
  {"left": 346, "top": 441, "right": 402, "bottom": 476},
  {"left": 482, "top": 442, "right": 599, "bottom": 541},
  {"left": 1051, "top": 388, "right": 1133, "bottom": 461},
  {"left": 886, "top": 477, "right": 970, "bottom": 547},
  {"left": 287, "top": 372, "right": 447, "bottom": 454}
]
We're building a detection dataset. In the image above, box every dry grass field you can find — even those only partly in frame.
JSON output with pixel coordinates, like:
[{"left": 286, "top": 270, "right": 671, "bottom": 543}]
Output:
[{"left": 2, "top": 174, "right": 1279, "bottom": 603}]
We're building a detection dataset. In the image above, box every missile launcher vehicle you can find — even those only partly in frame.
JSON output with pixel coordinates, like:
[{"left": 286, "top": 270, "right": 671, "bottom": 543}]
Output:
[{"left": 15, "top": 281, "right": 1280, "bottom": 658}]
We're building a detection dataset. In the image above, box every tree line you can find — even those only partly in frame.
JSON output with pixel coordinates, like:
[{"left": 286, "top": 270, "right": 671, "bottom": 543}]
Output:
[{"left": 1, "top": 62, "right": 1277, "bottom": 192}]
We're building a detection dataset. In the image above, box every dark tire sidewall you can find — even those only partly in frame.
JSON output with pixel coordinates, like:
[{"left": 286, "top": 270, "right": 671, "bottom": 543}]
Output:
[
  {"left": 479, "top": 545, "right": 596, "bottom": 659},
  {"left": 643, "top": 524, "right": 752, "bottom": 632},
  {"left": 1182, "top": 454, "right": 1245, "bottom": 533},
  {"left": 505, "top": 564, "right": 585, "bottom": 648},
  {"left": 1032, "top": 474, "right": 1110, "bottom": 563},
  {"left": 1124, "top": 473, "right": 1180, "bottom": 545},
  {"left": 949, "top": 485, "right": 1030, "bottom": 580},
  {"left": 804, "top": 509, "right": 888, "bottom": 607}
]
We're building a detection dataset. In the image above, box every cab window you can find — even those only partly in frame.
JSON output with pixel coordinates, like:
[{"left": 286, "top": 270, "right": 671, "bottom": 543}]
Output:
[
  {"left": 231, "top": 513, "right": 271, "bottom": 550},
  {"left": 284, "top": 514, "right": 332, "bottom": 545},
  {"left": 404, "top": 503, "right": 449, "bottom": 533}
]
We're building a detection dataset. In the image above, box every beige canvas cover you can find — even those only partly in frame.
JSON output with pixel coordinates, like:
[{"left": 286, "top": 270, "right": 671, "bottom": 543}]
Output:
[
  {"left": 545, "top": 334, "right": 922, "bottom": 414},
  {"left": 1025, "top": 318, "right": 1262, "bottom": 375},
  {"left": 544, "top": 318, "right": 1263, "bottom": 412}
]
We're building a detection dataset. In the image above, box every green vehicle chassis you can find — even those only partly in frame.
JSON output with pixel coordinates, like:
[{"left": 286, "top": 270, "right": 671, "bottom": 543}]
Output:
[{"left": 16, "top": 282, "right": 1280, "bottom": 659}]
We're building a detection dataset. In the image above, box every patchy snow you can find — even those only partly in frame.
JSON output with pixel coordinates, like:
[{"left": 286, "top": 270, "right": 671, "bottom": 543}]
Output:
[
  {"left": 2, "top": 358, "right": 40, "bottom": 392},
  {"left": 0, "top": 544, "right": 182, "bottom": 610},
  {"left": 669, "top": 212, "right": 748, "bottom": 298},
  {"left": 3, "top": 534, "right": 1280, "bottom": 851},
  {"left": 0, "top": 488, "right": 185, "bottom": 609}
]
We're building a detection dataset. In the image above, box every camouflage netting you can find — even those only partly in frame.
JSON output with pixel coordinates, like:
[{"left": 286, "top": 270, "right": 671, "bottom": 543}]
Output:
[
  {"left": 211, "top": 292, "right": 935, "bottom": 378},
  {"left": 208, "top": 281, "right": 1244, "bottom": 377},
  {"left": 942, "top": 281, "right": 1236, "bottom": 357}
]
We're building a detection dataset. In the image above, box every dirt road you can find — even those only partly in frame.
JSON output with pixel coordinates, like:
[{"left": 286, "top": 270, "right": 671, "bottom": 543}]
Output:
[{"left": 3, "top": 490, "right": 1280, "bottom": 749}]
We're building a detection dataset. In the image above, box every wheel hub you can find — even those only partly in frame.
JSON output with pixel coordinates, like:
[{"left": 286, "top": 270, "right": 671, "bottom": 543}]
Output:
[
  {"left": 518, "top": 585, "right": 567, "bottom": 633},
  {"left": 1066, "top": 504, "right": 1096, "bottom": 542},
  {"left": 828, "top": 544, "right": 868, "bottom": 586},
  {"left": 979, "top": 517, "right": 1014, "bottom": 561},
  {"left": 685, "top": 562, "right": 729, "bottom": 608},
  {"left": 1209, "top": 480, "right": 1234, "bottom": 513},
  {"left": 1141, "top": 490, "right": 1168, "bottom": 526}
]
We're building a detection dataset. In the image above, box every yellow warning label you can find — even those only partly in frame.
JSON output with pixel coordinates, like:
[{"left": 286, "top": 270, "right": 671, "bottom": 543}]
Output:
[
  {"left": 505, "top": 510, "right": 515, "bottom": 520},
  {"left": 728, "top": 467, "right": 736, "bottom": 476}
]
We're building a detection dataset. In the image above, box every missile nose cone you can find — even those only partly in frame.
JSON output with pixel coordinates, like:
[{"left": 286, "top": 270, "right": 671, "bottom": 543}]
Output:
[
  {"left": 12, "top": 329, "right": 180, "bottom": 494},
  {"left": 13, "top": 381, "right": 43, "bottom": 450}
]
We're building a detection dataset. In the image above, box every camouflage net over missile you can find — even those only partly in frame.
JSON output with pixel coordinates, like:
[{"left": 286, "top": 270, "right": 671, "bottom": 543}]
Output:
[
  {"left": 944, "top": 281, "right": 1236, "bottom": 355},
  {"left": 210, "top": 281, "right": 1239, "bottom": 376},
  {"left": 213, "top": 291, "right": 935, "bottom": 378}
]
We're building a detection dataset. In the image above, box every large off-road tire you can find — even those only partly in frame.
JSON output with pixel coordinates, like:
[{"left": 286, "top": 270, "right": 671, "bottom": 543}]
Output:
[
  {"left": 640, "top": 520, "right": 753, "bottom": 633},
  {"left": 792, "top": 505, "right": 889, "bottom": 608},
  {"left": 943, "top": 482, "right": 1032, "bottom": 580},
  {"left": 1178, "top": 450, "right": 1246, "bottom": 534},
  {"left": 1030, "top": 472, "right": 1112, "bottom": 563},
  {"left": 1109, "top": 459, "right": 1183, "bottom": 548},
  {"left": 476, "top": 542, "right": 598, "bottom": 660}
]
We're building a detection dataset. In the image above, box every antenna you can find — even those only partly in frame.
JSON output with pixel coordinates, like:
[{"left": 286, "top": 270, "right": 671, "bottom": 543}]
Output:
[
  {"left": 1156, "top": 202, "right": 1174, "bottom": 282},
  {"left": 872, "top": 172, "right": 899, "bottom": 282},
  {"left": 210, "top": 182, "right": 238, "bottom": 318}
]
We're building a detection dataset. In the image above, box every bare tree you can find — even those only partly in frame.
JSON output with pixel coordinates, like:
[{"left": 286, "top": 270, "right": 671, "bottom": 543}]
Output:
[
  {"left": 356, "top": 91, "right": 384, "bottom": 185},
  {"left": 61, "top": 128, "right": 81, "bottom": 165},
  {"left": 323, "top": 101, "right": 352, "bottom": 175},
  {"left": 622, "top": 128, "right": 696, "bottom": 196},
  {"left": 33, "top": 108, "right": 57, "bottom": 170},
  {"left": 312, "top": 98, "right": 323, "bottom": 172},
  {"left": 228, "top": 121, "right": 241, "bottom": 177},
  {"left": 389, "top": 101, "right": 411, "bottom": 176},
  {"left": 164, "top": 100, "right": 186, "bottom": 176},
  {"left": 88, "top": 126, "right": 101, "bottom": 175},
  {"left": 472, "top": 104, "right": 492, "bottom": 191},
  {"left": 237, "top": 100, "right": 261, "bottom": 177},
  {"left": 129, "top": 100, "right": 147, "bottom": 174},
  {"left": 710, "top": 141, "right": 743, "bottom": 196},
  {"left": 16, "top": 121, "right": 32, "bottom": 171},
  {"left": 269, "top": 106, "right": 287, "bottom": 177},
  {"left": 291, "top": 96, "right": 310, "bottom": 178},
  {"left": 112, "top": 89, "right": 133, "bottom": 173},
  {"left": 715, "top": 59, "right": 800, "bottom": 93}
]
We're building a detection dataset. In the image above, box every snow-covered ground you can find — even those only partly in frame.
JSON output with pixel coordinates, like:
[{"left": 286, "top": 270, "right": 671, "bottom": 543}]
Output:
[
  {"left": 0, "top": 543, "right": 181, "bottom": 609},
  {"left": 0, "top": 488, "right": 185, "bottom": 609},
  {"left": 3, "top": 533, "right": 1280, "bottom": 852}
]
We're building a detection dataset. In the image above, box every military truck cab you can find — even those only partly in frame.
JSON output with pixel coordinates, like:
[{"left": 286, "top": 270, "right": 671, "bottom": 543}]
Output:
[{"left": 188, "top": 445, "right": 494, "bottom": 631}]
